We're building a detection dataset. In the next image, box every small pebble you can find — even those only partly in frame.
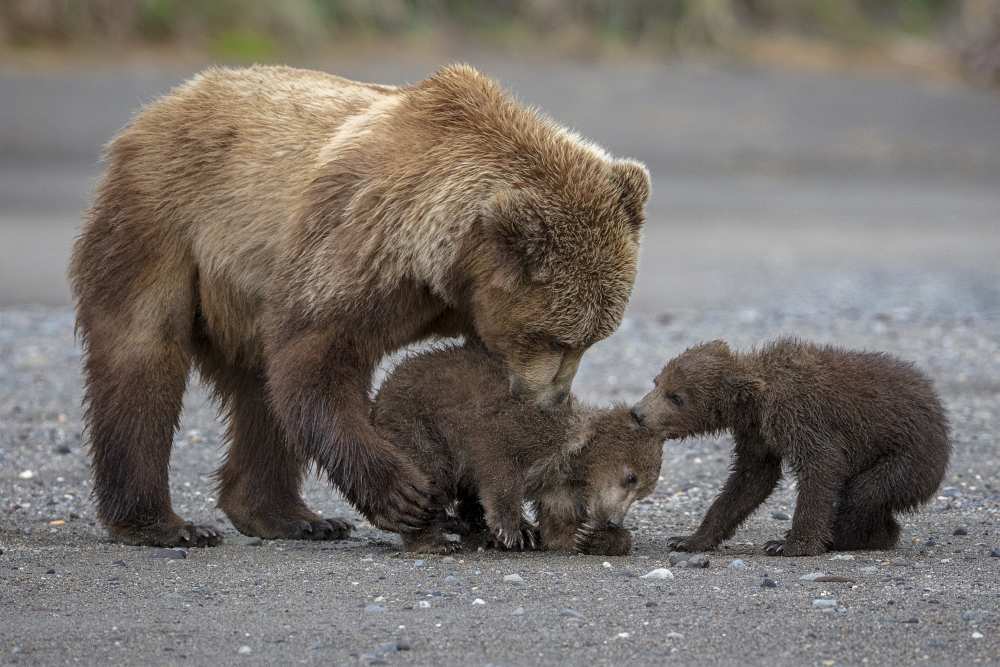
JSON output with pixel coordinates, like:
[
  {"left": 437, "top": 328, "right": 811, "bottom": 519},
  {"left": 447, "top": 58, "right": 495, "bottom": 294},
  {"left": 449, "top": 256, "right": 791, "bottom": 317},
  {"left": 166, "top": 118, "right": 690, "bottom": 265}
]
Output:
[
  {"left": 503, "top": 574, "right": 524, "bottom": 585},
  {"left": 771, "top": 511, "right": 791, "bottom": 520},
  {"left": 18, "top": 470, "right": 34, "bottom": 480},
  {"left": 668, "top": 552, "right": 690, "bottom": 566},
  {"left": 640, "top": 568, "right": 674, "bottom": 580},
  {"left": 971, "top": 632, "right": 984, "bottom": 640},
  {"left": 800, "top": 572, "right": 827, "bottom": 581},
  {"left": 953, "top": 527, "right": 968, "bottom": 536},
  {"left": 417, "top": 600, "right": 431, "bottom": 609},
  {"left": 860, "top": 566, "right": 879, "bottom": 574},
  {"left": 925, "top": 538, "right": 937, "bottom": 547},
  {"left": 237, "top": 645, "right": 252, "bottom": 655},
  {"left": 901, "top": 617, "right": 919, "bottom": 624},
  {"left": 112, "top": 560, "right": 127, "bottom": 568},
  {"left": 375, "top": 642, "right": 400, "bottom": 656},
  {"left": 829, "top": 554, "right": 855, "bottom": 560},
  {"left": 684, "top": 554, "right": 709, "bottom": 569},
  {"left": 413, "top": 560, "right": 426, "bottom": 567},
  {"left": 472, "top": 598, "right": 486, "bottom": 605},
  {"left": 891, "top": 558, "right": 911, "bottom": 567},
  {"left": 560, "top": 608, "right": 584, "bottom": 619},
  {"left": 441, "top": 556, "right": 456, "bottom": 564},
  {"left": 602, "top": 561, "right": 612, "bottom": 568},
  {"left": 149, "top": 548, "right": 187, "bottom": 560},
  {"left": 941, "top": 487, "right": 962, "bottom": 498},
  {"left": 615, "top": 632, "right": 630, "bottom": 639},
  {"left": 365, "top": 604, "right": 386, "bottom": 614},
  {"left": 666, "top": 632, "right": 684, "bottom": 640},
  {"left": 444, "top": 575, "right": 459, "bottom": 584},
  {"left": 961, "top": 609, "right": 992, "bottom": 624},
  {"left": 991, "top": 548, "right": 1000, "bottom": 558},
  {"left": 45, "top": 568, "right": 55, "bottom": 575},
  {"left": 512, "top": 607, "right": 525, "bottom": 616},
  {"left": 813, "top": 598, "right": 838, "bottom": 609},
  {"left": 728, "top": 559, "right": 748, "bottom": 570},
  {"left": 761, "top": 577, "right": 778, "bottom": 588}
]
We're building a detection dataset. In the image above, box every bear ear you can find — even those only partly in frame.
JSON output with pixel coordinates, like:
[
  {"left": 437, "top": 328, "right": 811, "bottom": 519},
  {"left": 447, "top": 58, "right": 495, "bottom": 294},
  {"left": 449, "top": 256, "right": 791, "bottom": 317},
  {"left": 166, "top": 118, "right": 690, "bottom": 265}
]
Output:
[
  {"left": 703, "top": 339, "right": 731, "bottom": 355},
  {"left": 484, "top": 189, "right": 552, "bottom": 284},
  {"left": 610, "top": 159, "right": 650, "bottom": 233}
]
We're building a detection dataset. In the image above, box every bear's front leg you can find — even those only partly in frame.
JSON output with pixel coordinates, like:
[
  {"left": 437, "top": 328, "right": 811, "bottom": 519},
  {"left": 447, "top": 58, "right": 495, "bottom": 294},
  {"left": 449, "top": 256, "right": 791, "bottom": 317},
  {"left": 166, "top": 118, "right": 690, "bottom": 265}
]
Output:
[
  {"left": 766, "top": 451, "right": 840, "bottom": 557},
  {"left": 671, "top": 444, "right": 783, "bottom": 552},
  {"left": 478, "top": 479, "right": 539, "bottom": 551},
  {"left": 266, "top": 330, "right": 438, "bottom": 533}
]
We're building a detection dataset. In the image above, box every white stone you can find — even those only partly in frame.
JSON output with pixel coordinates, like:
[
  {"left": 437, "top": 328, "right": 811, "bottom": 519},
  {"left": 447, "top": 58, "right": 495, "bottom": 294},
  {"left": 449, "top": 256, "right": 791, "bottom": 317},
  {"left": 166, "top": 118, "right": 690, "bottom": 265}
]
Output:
[{"left": 640, "top": 568, "right": 674, "bottom": 580}]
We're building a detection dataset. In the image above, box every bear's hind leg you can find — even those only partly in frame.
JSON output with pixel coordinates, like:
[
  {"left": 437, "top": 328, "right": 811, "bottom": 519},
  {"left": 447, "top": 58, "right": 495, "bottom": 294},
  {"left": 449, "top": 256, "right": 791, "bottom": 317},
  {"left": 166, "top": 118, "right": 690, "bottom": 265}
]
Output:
[
  {"left": 207, "top": 358, "right": 353, "bottom": 541},
  {"left": 73, "top": 220, "right": 221, "bottom": 547},
  {"left": 829, "top": 451, "right": 922, "bottom": 552}
]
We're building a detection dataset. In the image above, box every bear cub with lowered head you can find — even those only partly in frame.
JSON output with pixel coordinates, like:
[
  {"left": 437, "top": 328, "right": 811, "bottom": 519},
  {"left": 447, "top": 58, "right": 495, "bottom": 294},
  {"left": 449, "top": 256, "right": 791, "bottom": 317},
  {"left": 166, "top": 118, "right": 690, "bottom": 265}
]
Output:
[
  {"left": 631, "top": 338, "right": 949, "bottom": 556},
  {"left": 373, "top": 343, "right": 666, "bottom": 555}
]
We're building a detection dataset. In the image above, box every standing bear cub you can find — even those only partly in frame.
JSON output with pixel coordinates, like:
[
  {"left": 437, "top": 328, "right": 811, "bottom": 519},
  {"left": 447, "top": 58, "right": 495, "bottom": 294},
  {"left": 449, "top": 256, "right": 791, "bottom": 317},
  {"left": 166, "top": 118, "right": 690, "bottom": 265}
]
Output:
[
  {"left": 69, "top": 64, "right": 649, "bottom": 546},
  {"left": 631, "top": 339, "right": 949, "bottom": 556},
  {"left": 373, "top": 343, "right": 666, "bottom": 555}
]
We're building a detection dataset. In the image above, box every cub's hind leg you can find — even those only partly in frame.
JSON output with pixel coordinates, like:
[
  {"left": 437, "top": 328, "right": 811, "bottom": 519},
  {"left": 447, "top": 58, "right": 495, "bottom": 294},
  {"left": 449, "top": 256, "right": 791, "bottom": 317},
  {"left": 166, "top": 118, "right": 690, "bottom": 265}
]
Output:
[{"left": 200, "top": 352, "right": 352, "bottom": 541}]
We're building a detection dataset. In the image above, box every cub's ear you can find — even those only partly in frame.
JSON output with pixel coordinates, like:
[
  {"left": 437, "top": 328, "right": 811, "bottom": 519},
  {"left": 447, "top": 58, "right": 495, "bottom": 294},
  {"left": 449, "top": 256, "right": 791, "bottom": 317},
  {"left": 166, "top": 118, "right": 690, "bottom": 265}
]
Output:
[
  {"left": 484, "top": 189, "right": 552, "bottom": 283},
  {"left": 691, "top": 339, "right": 732, "bottom": 359},
  {"left": 610, "top": 159, "right": 650, "bottom": 233}
]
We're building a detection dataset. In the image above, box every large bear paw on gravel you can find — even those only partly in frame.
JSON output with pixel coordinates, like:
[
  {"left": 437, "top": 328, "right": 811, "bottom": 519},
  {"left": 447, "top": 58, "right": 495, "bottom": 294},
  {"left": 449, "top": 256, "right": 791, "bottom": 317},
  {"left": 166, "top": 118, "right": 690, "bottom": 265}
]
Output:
[
  {"left": 112, "top": 521, "right": 224, "bottom": 548},
  {"left": 246, "top": 517, "right": 353, "bottom": 541}
]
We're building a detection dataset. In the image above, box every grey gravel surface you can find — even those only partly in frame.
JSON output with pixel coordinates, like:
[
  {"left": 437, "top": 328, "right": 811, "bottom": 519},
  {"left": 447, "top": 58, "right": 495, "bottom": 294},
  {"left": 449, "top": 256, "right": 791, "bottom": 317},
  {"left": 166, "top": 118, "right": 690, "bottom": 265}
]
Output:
[{"left": 2, "top": 303, "right": 998, "bottom": 666}]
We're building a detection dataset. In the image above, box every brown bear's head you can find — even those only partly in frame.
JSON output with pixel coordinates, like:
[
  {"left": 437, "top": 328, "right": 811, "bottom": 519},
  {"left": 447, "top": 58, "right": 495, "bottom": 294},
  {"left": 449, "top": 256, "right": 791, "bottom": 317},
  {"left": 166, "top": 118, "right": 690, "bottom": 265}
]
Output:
[
  {"left": 468, "top": 159, "right": 650, "bottom": 409},
  {"left": 573, "top": 407, "right": 663, "bottom": 531},
  {"left": 630, "top": 340, "right": 764, "bottom": 438}
]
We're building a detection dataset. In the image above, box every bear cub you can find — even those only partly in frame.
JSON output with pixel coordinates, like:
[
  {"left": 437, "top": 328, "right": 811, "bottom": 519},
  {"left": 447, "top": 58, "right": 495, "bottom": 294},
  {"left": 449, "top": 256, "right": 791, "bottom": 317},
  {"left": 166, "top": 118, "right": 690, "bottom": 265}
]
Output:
[
  {"left": 373, "top": 343, "right": 666, "bottom": 555},
  {"left": 631, "top": 338, "right": 949, "bottom": 557}
]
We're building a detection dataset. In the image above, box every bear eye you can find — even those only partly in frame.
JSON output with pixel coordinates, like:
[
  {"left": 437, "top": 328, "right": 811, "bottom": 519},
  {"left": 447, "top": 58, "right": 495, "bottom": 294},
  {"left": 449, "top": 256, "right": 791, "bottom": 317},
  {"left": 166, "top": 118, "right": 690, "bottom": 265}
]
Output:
[
  {"left": 624, "top": 472, "right": 639, "bottom": 487},
  {"left": 668, "top": 392, "right": 684, "bottom": 407}
]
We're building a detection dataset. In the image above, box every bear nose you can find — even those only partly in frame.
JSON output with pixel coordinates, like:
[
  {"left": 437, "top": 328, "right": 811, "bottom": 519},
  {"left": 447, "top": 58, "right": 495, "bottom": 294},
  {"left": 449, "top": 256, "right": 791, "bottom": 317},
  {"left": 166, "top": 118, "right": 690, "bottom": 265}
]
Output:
[{"left": 630, "top": 407, "right": 646, "bottom": 427}]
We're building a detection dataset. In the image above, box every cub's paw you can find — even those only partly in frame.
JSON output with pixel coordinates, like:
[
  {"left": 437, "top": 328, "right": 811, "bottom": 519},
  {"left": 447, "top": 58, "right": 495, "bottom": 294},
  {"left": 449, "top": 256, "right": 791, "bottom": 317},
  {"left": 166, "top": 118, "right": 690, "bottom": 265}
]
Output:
[
  {"left": 489, "top": 520, "right": 540, "bottom": 552},
  {"left": 665, "top": 534, "right": 714, "bottom": 552},
  {"left": 763, "top": 539, "right": 826, "bottom": 557},
  {"left": 112, "top": 521, "right": 223, "bottom": 548},
  {"left": 576, "top": 524, "right": 633, "bottom": 556}
]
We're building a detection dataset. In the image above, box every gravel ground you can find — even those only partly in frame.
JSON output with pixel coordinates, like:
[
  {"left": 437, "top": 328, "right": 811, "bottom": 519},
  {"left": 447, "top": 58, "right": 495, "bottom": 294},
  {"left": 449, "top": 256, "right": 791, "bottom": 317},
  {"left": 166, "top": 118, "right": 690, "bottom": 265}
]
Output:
[{"left": 1, "top": 301, "right": 997, "bottom": 666}]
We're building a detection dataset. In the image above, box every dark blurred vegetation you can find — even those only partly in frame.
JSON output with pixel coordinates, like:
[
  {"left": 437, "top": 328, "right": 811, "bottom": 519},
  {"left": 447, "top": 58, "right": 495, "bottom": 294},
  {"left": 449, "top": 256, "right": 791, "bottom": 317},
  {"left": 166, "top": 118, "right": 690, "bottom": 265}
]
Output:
[{"left": 1, "top": 0, "right": 998, "bottom": 83}]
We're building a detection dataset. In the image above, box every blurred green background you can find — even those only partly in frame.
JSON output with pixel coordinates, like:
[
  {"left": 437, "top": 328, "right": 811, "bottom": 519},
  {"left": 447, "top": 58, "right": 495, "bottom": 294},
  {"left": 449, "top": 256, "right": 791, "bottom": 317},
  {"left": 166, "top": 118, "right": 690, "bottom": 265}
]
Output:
[{"left": 1, "top": 0, "right": 998, "bottom": 84}]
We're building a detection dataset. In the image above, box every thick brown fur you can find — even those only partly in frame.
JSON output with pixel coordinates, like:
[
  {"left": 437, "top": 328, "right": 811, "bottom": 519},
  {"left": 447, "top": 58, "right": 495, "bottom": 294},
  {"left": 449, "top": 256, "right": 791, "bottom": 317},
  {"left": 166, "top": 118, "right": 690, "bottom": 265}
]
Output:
[
  {"left": 631, "top": 338, "right": 950, "bottom": 557},
  {"left": 69, "top": 64, "right": 649, "bottom": 546},
  {"left": 372, "top": 342, "right": 664, "bottom": 555}
]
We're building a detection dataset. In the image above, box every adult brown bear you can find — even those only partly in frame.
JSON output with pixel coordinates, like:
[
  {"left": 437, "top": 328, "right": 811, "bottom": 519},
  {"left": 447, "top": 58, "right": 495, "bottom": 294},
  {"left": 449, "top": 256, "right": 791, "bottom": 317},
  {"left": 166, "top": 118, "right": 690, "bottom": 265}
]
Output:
[{"left": 69, "top": 64, "right": 650, "bottom": 547}]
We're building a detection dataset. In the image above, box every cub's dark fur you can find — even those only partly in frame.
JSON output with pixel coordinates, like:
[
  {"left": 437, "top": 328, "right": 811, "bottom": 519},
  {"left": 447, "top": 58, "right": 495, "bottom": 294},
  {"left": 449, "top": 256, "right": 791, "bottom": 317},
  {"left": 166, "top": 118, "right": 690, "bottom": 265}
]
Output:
[
  {"left": 373, "top": 343, "right": 665, "bottom": 555},
  {"left": 632, "top": 338, "right": 949, "bottom": 556}
]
